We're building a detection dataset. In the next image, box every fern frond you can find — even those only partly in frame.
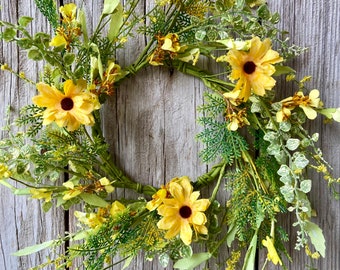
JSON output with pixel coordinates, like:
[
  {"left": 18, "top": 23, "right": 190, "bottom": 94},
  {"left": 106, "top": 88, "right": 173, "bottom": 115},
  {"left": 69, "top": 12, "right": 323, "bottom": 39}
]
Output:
[
  {"left": 34, "top": 0, "right": 59, "bottom": 30},
  {"left": 196, "top": 117, "right": 248, "bottom": 164}
]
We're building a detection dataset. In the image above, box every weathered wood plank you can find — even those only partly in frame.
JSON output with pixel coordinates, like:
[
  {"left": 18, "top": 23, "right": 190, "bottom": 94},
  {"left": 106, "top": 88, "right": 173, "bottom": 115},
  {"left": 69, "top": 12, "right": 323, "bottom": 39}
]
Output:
[{"left": 0, "top": 1, "right": 65, "bottom": 269}]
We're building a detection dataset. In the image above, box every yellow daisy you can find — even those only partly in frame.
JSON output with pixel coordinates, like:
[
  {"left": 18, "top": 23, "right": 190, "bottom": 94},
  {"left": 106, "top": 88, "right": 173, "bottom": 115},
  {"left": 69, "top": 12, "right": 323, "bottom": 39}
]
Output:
[
  {"left": 157, "top": 176, "right": 210, "bottom": 245},
  {"left": 32, "top": 79, "right": 100, "bottom": 131},
  {"left": 226, "top": 36, "right": 283, "bottom": 101}
]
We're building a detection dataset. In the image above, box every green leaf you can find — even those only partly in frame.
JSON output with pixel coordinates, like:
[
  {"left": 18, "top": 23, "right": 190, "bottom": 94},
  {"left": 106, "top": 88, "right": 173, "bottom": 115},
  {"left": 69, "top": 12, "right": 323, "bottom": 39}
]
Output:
[
  {"left": 108, "top": 3, "right": 124, "bottom": 42},
  {"left": 122, "top": 256, "right": 134, "bottom": 269},
  {"left": 293, "top": 153, "right": 309, "bottom": 169},
  {"left": 286, "top": 138, "right": 300, "bottom": 151},
  {"left": 18, "top": 16, "right": 33, "bottom": 27},
  {"left": 3, "top": 27, "right": 16, "bottom": 41},
  {"left": 173, "top": 252, "right": 212, "bottom": 269},
  {"left": 304, "top": 221, "right": 326, "bottom": 257},
  {"left": 236, "top": 0, "right": 245, "bottom": 9},
  {"left": 12, "top": 240, "right": 54, "bottom": 256},
  {"left": 318, "top": 108, "right": 336, "bottom": 119},
  {"left": 257, "top": 4, "right": 271, "bottom": 20},
  {"left": 159, "top": 252, "right": 170, "bottom": 267},
  {"left": 242, "top": 232, "right": 258, "bottom": 270},
  {"left": 280, "top": 184, "right": 295, "bottom": 203},
  {"left": 79, "top": 193, "right": 109, "bottom": 207},
  {"left": 273, "top": 65, "right": 296, "bottom": 76},
  {"left": 27, "top": 48, "right": 43, "bottom": 61},
  {"left": 102, "top": 0, "right": 120, "bottom": 15},
  {"left": 13, "top": 188, "right": 31, "bottom": 195},
  {"left": 300, "top": 180, "right": 312, "bottom": 193},
  {"left": 42, "top": 201, "right": 53, "bottom": 212},
  {"left": 79, "top": 9, "right": 89, "bottom": 44},
  {"left": 63, "top": 53, "right": 75, "bottom": 65},
  {"left": 226, "top": 223, "right": 237, "bottom": 247}
]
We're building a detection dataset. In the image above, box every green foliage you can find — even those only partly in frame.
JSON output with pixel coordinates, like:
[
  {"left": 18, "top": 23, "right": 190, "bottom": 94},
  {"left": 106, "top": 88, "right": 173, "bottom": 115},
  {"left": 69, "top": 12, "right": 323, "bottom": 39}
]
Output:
[
  {"left": 15, "top": 105, "right": 44, "bottom": 137},
  {"left": 34, "top": 0, "right": 59, "bottom": 29},
  {"left": 196, "top": 92, "right": 249, "bottom": 164}
]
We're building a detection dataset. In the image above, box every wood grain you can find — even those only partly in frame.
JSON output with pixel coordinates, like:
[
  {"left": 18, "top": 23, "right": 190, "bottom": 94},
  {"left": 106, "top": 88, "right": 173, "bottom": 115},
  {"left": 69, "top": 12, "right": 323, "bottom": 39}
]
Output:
[{"left": 0, "top": 0, "right": 339, "bottom": 269}]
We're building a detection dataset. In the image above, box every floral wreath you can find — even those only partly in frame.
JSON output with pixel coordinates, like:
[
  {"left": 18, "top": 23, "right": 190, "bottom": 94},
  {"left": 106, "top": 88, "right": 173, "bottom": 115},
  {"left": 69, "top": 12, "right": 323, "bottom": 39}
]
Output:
[{"left": 1, "top": 0, "right": 339, "bottom": 269}]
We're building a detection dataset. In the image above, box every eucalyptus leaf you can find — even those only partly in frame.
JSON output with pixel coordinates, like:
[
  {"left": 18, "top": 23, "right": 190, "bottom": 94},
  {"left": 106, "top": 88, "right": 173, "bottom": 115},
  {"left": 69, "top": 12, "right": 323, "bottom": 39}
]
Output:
[
  {"left": 300, "top": 179, "right": 312, "bottom": 193},
  {"left": 159, "top": 252, "right": 170, "bottom": 267},
  {"left": 286, "top": 138, "right": 300, "bottom": 151},
  {"left": 277, "top": 165, "right": 291, "bottom": 177},
  {"left": 280, "top": 185, "right": 295, "bottom": 203},
  {"left": 293, "top": 153, "right": 309, "bottom": 169},
  {"left": 279, "top": 121, "right": 291, "bottom": 132},
  {"left": 173, "top": 252, "right": 212, "bottom": 269},
  {"left": 195, "top": 30, "right": 206, "bottom": 41},
  {"left": 263, "top": 131, "right": 277, "bottom": 142}
]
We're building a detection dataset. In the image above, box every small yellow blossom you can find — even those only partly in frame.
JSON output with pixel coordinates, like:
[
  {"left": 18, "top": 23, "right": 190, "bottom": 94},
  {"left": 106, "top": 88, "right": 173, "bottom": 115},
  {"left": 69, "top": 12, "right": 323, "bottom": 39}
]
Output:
[
  {"left": 149, "top": 33, "right": 181, "bottom": 66},
  {"left": 74, "top": 210, "right": 107, "bottom": 229},
  {"left": 305, "top": 245, "right": 321, "bottom": 259},
  {"left": 62, "top": 181, "right": 82, "bottom": 200},
  {"left": 99, "top": 177, "right": 114, "bottom": 193},
  {"left": 110, "top": 201, "right": 126, "bottom": 218},
  {"left": 178, "top": 47, "right": 200, "bottom": 65},
  {"left": 224, "top": 36, "right": 283, "bottom": 102},
  {"left": 262, "top": 236, "right": 282, "bottom": 265},
  {"left": 156, "top": 0, "right": 171, "bottom": 6},
  {"left": 30, "top": 188, "right": 52, "bottom": 202},
  {"left": 32, "top": 79, "right": 100, "bottom": 131},
  {"left": 59, "top": 3, "right": 77, "bottom": 23},
  {"left": 276, "top": 89, "right": 322, "bottom": 122},
  {"left": 157, "top": 176, "right": 210, "bottom": 245},
  {"left": 49, "top": 29, "right": 67, "bottom": 47},
  {"left": 297, "top": 89, "right": 321, "bottom": 120},
  {"left": 223, "top": 90, "right": 242, "bottom": 106},
  {"left": 1, "top": 63, "right": 9, "bottom": 70},
  {"left": 146, "top": 187, "right": 168, "bottom": 211},
  {"left": 226, "top": 109, "right": 250, "bottom": 131},
  {"left": 0, "top": 164, "right": 11, "bottom": 179}
]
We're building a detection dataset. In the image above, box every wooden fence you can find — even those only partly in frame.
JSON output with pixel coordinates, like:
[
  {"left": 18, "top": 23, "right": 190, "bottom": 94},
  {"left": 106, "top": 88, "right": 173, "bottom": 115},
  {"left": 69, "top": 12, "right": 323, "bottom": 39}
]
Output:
[{"left": 0, "top": 0, "right": 339, "bottom": 269}]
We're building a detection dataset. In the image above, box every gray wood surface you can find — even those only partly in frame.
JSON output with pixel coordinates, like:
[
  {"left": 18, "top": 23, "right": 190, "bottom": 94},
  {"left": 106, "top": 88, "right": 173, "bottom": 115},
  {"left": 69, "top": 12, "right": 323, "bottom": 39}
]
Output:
[{"left": 0, "top": 0, "right": 339, "bottom": 269}]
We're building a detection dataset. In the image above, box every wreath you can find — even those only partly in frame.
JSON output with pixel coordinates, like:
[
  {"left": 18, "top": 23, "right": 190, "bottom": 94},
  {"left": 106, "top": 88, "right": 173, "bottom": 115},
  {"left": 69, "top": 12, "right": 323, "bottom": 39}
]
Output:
[{"left": 0, "top": 0, "right": 339, "bottom": 269}]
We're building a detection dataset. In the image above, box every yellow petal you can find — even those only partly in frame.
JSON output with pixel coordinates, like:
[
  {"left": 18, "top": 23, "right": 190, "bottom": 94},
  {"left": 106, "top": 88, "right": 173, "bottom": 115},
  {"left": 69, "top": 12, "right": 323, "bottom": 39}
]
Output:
[
  {"left": 191, "top": 211, "right": 207, "bottom": 225},
  {"left": 180, "top": 221, "right": 193, "bottom": 245},
  {"left": 192, "top": 199, "right": 210, "bottom": 212},
  {"left": 300, "top": 105, "right": 317, "bottom": 120},
  {"left": 49, "top": 34, "right": 67, "bottom": 47}
]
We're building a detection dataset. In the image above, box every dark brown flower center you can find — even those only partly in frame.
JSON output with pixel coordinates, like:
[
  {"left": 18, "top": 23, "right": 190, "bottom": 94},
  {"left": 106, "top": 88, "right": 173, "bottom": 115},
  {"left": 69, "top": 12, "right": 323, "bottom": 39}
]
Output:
[
  {"left": 243, "top": 61, "right": 256, "bottom": 74},
  {"left": 61, "top": 97, "right": 74, "bottom": 111},
  {"left": 179, "top": 205, "right": 192, "bottom": 219}
]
